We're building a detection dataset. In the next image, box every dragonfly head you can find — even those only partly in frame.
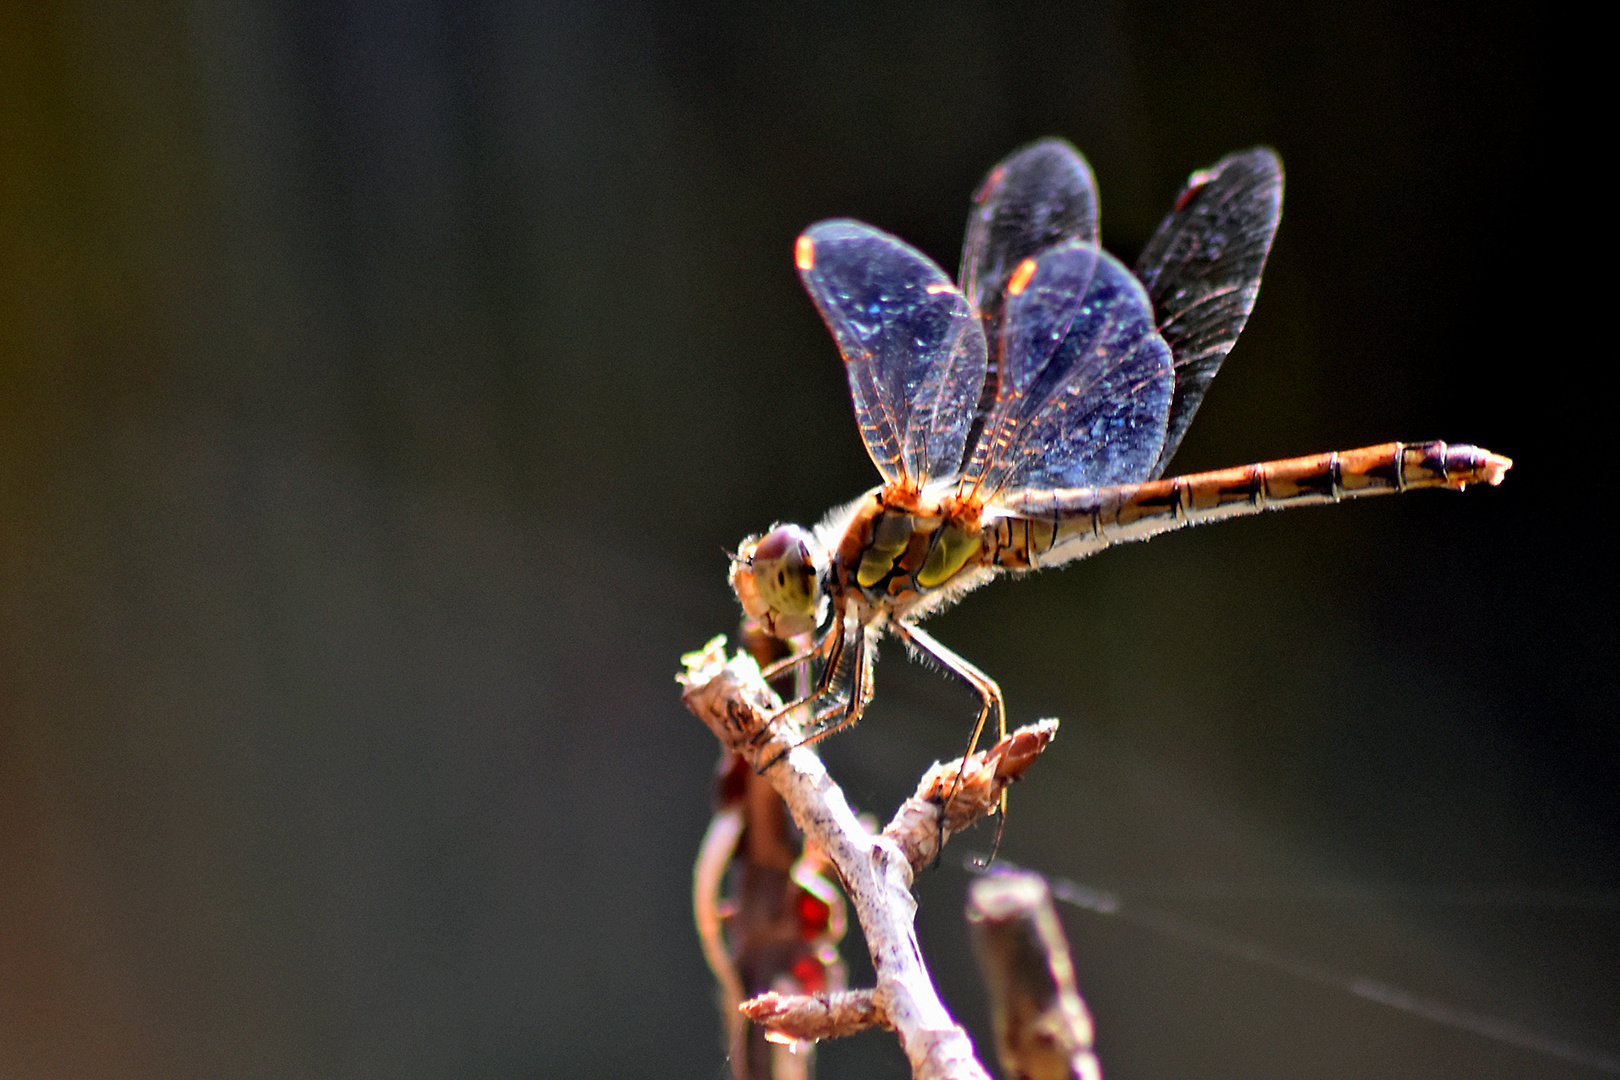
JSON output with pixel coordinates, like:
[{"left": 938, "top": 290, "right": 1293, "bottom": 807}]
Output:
[{"left": 731, "top": 524, "right": 827, "bottom": 640}]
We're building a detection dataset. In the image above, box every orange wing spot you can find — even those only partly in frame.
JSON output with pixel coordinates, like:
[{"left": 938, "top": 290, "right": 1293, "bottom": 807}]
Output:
[
  {"left": 973, "top": 165, "right": 1007, "bottom": 203},
  {"left": 1006, "top": 257, "right": 1038, "bottom": 297},
  {"left": 794, "top": 235, "right": 816, "bottom": 271},
  {"left": 1175, "top": 168, "right": 1215, "bottom": 212},
  {"left": 925, "top": 282, "right": 953, "bottom": 295}
]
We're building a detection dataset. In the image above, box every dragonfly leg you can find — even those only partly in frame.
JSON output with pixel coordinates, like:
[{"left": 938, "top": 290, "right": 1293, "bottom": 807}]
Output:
[
  {"left": 756, "top": 621, "right": 857, "bottom": 769},
  {"left": 794, "top": 627, "right": 874, "bottom": 749},
  {"left": 894, "top": 622, "right": 1007, "bottom": 758},
  {"left": 767, "top": 624, "right": 843, "bottom": 720},
  {"left": 759, "top": 635, "right": 825, "bottom": 683},
  {"left": 893, "top": 622, "right": 1010, "bottom": 855}
]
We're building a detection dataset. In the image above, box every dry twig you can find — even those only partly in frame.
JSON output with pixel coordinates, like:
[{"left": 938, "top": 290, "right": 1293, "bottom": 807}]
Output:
[
  {"left": 680, "top": 637, "right": 1061, "bottom": 1080},
  {"left": 693, "top": 625, "right": 850, "bottom": 1080},
  {"left": 740, "top": 988, "right": 887, "bottom": 1041},
  {"left": 968, "top": 872, "right": 1102, "bottom": 1080}
]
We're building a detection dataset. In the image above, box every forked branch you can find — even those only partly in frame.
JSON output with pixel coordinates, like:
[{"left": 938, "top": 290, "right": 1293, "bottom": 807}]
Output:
[{"left": 679, "top": 637, "right": 1060, "bottom": 1080}]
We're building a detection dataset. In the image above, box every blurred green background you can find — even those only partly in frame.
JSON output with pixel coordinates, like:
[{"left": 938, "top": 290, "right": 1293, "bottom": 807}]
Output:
[{"left": 3, "top": 1, "right": 1609, "bottom": 1078}]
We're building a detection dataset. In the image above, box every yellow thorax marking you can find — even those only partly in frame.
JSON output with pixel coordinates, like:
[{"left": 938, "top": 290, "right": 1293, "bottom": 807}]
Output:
[
  {"left": 856, "top": 511, "right": 916, "bottom": 588},
  {"left": 916, "top": 523, "right": 982, "bottom": 588}
]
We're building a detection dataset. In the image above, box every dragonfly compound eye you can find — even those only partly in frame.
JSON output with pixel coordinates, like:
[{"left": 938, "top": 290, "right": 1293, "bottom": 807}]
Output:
[{"left": 730, "top": 525, "right": 825, "bottom": 640}]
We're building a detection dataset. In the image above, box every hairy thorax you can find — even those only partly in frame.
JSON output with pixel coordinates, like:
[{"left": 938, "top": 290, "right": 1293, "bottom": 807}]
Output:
[{"left": 824, "top": 486, "right": 999, "bottom": 624}]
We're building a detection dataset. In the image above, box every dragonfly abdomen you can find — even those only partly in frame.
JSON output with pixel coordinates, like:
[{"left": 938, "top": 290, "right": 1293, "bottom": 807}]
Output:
[{"left": 988, "top": 441, "right": 1512, "bottom": 570}]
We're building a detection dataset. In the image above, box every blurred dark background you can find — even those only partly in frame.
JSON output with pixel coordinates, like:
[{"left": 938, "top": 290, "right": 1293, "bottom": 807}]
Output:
[{"left": 2, "top": 1, "right": 1608, "bottom": 1078}]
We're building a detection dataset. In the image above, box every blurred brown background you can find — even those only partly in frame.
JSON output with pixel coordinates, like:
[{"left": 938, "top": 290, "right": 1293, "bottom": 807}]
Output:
[{"left": 2, "top": 1, "right": 1609, "bottom": 1078}]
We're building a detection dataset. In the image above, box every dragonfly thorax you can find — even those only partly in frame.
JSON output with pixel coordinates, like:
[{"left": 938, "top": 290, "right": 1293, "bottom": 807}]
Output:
[
  {"left": 828, "top": 489, "right": 993, "bottom": 621},
  {"left": 732, "top": 486, "right": 996, "bottom": 643}
]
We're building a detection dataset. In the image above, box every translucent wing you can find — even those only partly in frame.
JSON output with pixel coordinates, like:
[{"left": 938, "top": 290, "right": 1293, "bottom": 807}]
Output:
[
  {"left": 1135, "top": 149, "right": 1283, "bottom": 478},
  {"left": 960, "top": 138, "right": 1100, "bottom": 315},
  {"left": 960, "top": 239, "right": 1174, "bottom": 497},
  {"left": 796, "top": 220, "right": 988, "bottom": 490},
  {"left": 955, "top": 140, "right": 1103, "bottom": 485}
]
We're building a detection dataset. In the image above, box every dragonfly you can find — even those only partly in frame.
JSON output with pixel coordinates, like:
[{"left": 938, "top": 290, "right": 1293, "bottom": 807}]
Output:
[{"left": 731, "top": 138, "right": 1510, "bottom": 766}]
